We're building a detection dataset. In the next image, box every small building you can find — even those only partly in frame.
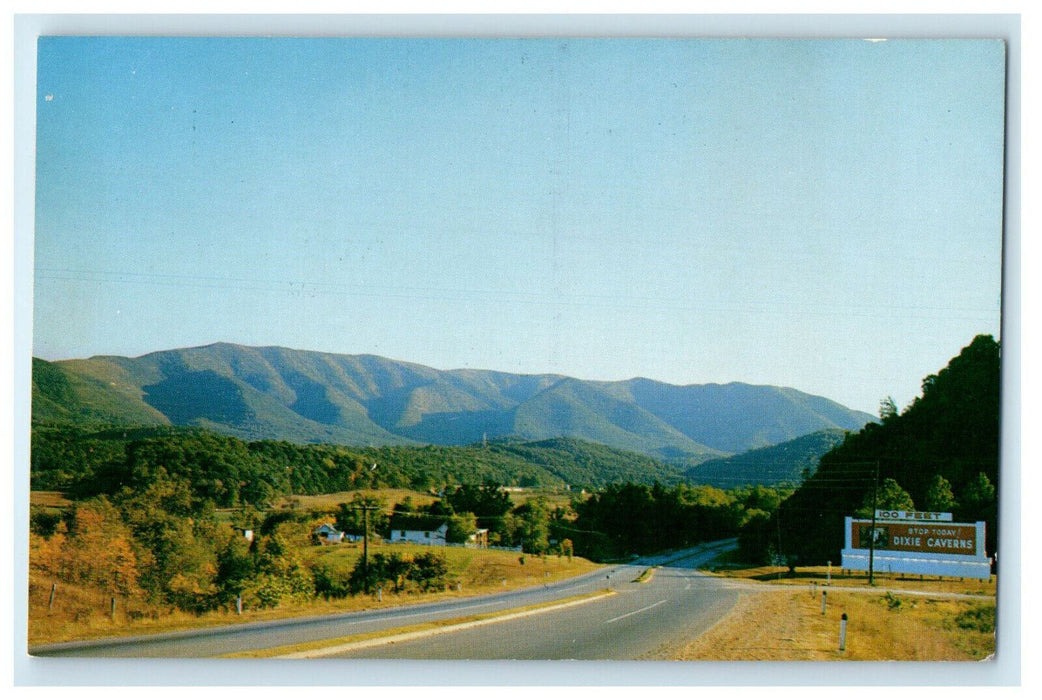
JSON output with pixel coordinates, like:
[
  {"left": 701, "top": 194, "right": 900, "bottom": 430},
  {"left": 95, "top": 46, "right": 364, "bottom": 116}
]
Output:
[
  {"left": 388, "top": 515, "right": 449, "bottom": 546},
  {"left": 467, "top": 528, "right": 490, "bottom": 548},
  {"left": 236, "top": 527, "right": 255, "bottom": 543},
  {"left": 314, "top": 523, "right": 345, "bottom": 544}
]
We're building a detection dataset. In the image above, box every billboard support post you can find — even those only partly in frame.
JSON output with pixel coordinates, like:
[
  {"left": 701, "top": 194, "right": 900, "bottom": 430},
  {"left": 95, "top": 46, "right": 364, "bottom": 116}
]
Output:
[{"left": 868, "top": 461, "right": 879, "bottom": 585}]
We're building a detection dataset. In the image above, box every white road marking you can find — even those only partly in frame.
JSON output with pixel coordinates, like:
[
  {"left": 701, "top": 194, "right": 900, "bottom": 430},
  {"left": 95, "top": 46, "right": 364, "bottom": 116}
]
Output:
[{"left": 603, "top": 599, "right": 668, "bottom": 624}]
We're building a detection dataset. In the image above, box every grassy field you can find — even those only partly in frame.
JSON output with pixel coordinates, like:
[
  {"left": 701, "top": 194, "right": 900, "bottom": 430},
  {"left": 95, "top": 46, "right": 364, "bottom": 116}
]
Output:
[
  {"left": 28, "top": 491, "right": 73, "bottom": 510},
  {"left": 27, "top": 541, "right": 601, "bottom": 646},
  {"left": 272, "top": 489, "right": 438, "bottom": 512},
  {"left": 652, "top": 563, "right": 996, "bottom": 661},
  {"left": 272, "top": 487, "right": 575, "bottom": 512}
]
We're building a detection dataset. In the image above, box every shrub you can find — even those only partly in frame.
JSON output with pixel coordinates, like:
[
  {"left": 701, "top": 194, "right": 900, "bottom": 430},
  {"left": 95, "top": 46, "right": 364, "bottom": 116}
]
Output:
[
  {"left": 955, "top": 604, "right": 996, "bottom": 633},
  {"left": 410, "top": 551, "right": 448, "bottom": 592}
]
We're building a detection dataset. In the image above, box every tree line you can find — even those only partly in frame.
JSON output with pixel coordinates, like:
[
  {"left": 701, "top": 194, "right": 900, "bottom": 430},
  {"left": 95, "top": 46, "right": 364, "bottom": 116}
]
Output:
[
  {"left": 30, "top": 428, "right": 691, "bottom": 504},
  {"left": 29, "top": 465, "right": 794, "bottom": 616},
  {"left": 753, "top": 335, "right": 1001, "bottom": 567}
]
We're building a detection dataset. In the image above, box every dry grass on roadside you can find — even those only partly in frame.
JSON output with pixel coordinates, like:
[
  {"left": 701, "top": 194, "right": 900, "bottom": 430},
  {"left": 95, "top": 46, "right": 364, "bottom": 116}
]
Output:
[
  {"left": 28, "top": 545, "right": 601, "bottom": 647},
  {"left": 663, "top": 588, "right": 995, "bottom": 661}
]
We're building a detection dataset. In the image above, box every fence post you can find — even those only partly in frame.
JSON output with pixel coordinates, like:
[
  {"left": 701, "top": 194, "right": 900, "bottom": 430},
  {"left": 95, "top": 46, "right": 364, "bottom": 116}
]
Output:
[
  {"left": 236, "top": 594, "right": 242, "bottom": 615},
  {"left": 110, "top": 597, "right": 116, "bottom": 621},
  {"left": 821, "top": 590, "right": 827, "bottom": 615},
  {"left": 839, "top": 613, "right": 848, "bottom": 651},
  {"left": 48, "top": 583, "right": 57, "bottom": 610}
]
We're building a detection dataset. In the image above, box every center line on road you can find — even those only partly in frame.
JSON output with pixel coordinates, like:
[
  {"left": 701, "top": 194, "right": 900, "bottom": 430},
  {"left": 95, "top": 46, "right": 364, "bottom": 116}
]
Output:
[
  {"left": 603, "top": 599, "right": 668, "bottom": 624},
  {"left": 362, "top": 601, "right": 497, "bottom": 626}
]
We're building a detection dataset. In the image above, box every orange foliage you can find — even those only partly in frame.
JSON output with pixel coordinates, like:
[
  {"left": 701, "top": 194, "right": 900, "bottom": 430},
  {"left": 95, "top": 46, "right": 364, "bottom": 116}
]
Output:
[{"left": 29, "top": 501, "right": 143, "bottom": 597}]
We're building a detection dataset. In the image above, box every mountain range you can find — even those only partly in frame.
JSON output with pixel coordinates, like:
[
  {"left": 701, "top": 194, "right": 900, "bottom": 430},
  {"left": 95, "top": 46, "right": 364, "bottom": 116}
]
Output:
[
  {"left": 683, "top": 428, "right": 849, "bottom": 488},
  {"left": 31, "top": 342, "right": 875, "bottom": 463}
]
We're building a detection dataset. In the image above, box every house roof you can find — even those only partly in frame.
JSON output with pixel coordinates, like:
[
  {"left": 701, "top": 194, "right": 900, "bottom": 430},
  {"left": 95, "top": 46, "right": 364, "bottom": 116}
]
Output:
[{"left": 388, "top": 515, "right": 448, "bottom": 531}]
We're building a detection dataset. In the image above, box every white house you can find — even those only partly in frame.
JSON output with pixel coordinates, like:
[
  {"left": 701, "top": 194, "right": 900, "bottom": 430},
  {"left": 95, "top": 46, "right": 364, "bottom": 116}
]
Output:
[
  {"left": 314, "top": 523, "right": 345, "bottom": 544},
  {"left": 388, "top": 516, "right": 491, "bottom": 548},
  {"left": 388, "top": 515, "right": 449, "bottom": 546}
]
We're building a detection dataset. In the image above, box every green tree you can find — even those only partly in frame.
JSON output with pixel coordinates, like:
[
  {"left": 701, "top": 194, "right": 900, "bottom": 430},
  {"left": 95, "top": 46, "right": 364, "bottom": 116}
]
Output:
[
  {"left": 511, "top": 497, "right": 551, "bottom": 554},
  {"left": 245, "top": 530, "right": 315, "bottom": 607},
  {"left": 446, "top": 512, "right": 478, "bottom": 544},
  {"left": 312, "top": 559, "right": 353, "bottom": 599},
  {"left": 923, "top": 474, "right": 959, "bottom": 512},
  {"left": 958, "top": 472, "right": 997, "bottom": 529},
  {"left": 447, "top": 481, "right": 512, "bottom": 520},
  {"left": 384, "top": 552, "right": 413, "bottom": 593},
  {"left": 879, "top": 396, "right": 899, "bottom": 422},
  {"left": 215, "top": 533, "right": 256, "bottom": 604},
  {"left": 856, "top": 478, "right": 914, "bottom": 517},
  {"left": 334, "top": 495, "right": 388, "bottom": 538},
  {"left": 737, "top": 509, "right": 774, "bottom": 564},
  {"left": 410, "top": 551, "right": 448, "bottom": 591}
]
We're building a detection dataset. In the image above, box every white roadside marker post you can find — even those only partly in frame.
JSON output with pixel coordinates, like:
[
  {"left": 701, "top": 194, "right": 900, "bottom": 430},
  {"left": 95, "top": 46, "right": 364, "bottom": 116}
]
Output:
[{"left": 839, "top": 613, "right": 848, "bottom": 651}]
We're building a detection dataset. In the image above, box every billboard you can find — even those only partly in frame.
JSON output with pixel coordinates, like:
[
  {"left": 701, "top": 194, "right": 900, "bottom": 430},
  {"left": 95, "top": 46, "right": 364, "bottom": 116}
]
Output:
[
  {"left": 841, "top": 516, "right": 991, "bottom": 579},
  {"left": 852, "top": 521, "right": 979, "bottom": 556}
]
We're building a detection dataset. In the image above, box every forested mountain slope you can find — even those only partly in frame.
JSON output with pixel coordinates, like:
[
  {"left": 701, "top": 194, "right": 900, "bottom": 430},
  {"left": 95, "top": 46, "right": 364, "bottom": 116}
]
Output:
[
  {"left": 32, "top": 343, "right": 874, "bottom": 462},
  {"left": 773, "top": 335, "right": 1001, "bottom": 564}
]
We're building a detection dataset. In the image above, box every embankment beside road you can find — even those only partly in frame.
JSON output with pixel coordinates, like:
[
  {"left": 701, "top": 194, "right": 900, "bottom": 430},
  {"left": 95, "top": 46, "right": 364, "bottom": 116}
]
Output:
[{"left": 648, "top": 566, "right": 996, "bottom": 661}]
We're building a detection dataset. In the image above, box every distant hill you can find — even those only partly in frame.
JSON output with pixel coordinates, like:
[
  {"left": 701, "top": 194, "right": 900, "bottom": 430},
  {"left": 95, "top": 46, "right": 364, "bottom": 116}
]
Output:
[
  {"left": 31, "top": 342, "right": 875, "bottom": 462},
  {"left": 30, "top": 425, "right": 687, "bottom": 498},
  {"left": 683, "top": 429, "right": 849, "bottom": 488}
]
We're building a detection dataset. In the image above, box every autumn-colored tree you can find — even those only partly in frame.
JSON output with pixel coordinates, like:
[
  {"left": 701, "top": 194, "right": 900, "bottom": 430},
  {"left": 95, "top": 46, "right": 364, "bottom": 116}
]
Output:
[{"left": 32, "top": 499, "right": 143, "bottom": 597}]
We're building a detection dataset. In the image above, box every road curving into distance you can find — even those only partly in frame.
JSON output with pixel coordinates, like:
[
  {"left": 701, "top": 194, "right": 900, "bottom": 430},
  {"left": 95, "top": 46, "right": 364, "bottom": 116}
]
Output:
[
  {"left": 30, "top": 539, "right": 740, "bottom": 660},
  {"left": 320, "top": 539, "right": 744, "bottom": 660}
]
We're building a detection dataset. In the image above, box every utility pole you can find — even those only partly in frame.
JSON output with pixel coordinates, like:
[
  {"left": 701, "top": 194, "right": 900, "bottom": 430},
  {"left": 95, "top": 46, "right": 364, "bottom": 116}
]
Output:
[
  {"left": 868, "top": 461, "right": 880, "bottom": 586},
  {"left": 363, "top": 506, "right": 370, "bottom": 584},
  {"left": 346, "top": 502, "right": 382, "bottom": 594},
  {"left": 776, "top": 505, "right": 784, "bottom": 578}
]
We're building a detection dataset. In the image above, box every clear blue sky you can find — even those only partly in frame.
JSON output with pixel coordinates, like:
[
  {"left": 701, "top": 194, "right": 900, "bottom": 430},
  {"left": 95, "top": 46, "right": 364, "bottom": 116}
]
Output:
[{"left": 32, "top": 37, "right": 1005, "bottom": 414}]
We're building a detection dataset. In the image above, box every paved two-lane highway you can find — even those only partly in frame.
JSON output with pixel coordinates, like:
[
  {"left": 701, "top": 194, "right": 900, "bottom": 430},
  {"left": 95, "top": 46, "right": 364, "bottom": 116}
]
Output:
[
  {"left": 322, "top": 542, "right": 743, "bottom": 660},
  {"left": 30, "top": 541, "right": 740, "bottom": 659}
]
